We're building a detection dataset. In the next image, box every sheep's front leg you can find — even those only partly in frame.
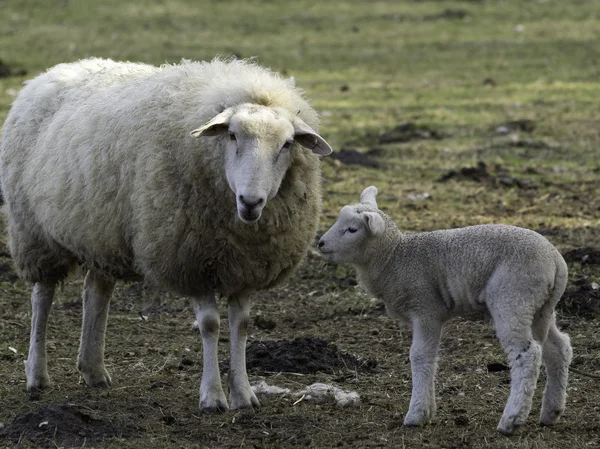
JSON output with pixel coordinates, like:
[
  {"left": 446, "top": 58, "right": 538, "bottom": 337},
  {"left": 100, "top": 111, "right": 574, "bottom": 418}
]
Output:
[
  {"left": 404, "top": 317, "right": 442, "bottom": 427},
  {"left": 228, "top": 295, "right": 260, "bottom": 409},
  {"left": 25, "top": 282, "right": 56, "bottom": 393},
  {"left": 77, "top": 270, "right": 115, "bottom": 387},
  {"left": 192, "top": 294, "right": 228, "bottom": 412}
]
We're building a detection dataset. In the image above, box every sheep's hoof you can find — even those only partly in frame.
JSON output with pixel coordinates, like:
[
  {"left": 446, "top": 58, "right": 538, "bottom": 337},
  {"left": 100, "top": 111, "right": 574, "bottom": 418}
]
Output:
[
  {"left": 79, "top": 366, "right": 112, "bottom": 388},
  {"left": 497, "top": 415, "right": 523, "bottom": 436},
  {"left": 200, "top": 398, "right": 229, "bottom": 413},
  {"left": 26, "top": 375, "right": 51, "bottom": 393},
  {"left": 230, "top": 390, "right": 260, "bottom": 410},
  {"left": 540, "top": 408, "right": 563, "bottom": 427},
  {"left": 27, "top": 382, "right": 51, "bottom": 401}
]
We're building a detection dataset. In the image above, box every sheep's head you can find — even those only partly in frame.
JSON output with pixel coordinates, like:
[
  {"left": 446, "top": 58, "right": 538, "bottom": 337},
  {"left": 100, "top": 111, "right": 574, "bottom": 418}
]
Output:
[
  {"left": 191, "top": 104, "right": 332, "bottom": 223},
  {"left": 318, "top": 186, "right": 386, "bottom": 263}
]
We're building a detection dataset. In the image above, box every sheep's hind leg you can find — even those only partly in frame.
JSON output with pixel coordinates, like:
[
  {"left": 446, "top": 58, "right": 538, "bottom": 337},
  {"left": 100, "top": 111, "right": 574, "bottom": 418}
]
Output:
[
  {"left": 404, "top": 317, "right": 442, "bottom": 427},
  {"left": 228, "top": 295, "right": 260, "bottom": 410},
  {"left": 25, "top": 282, "right": 57, "bottom": 395},
  {"left": 192, "top": 294, "right": 228, "bottom": 412},
  {"left": 77, "top": 270, "right": 115, "bottom": 387},
  {"left": 491, "top": 304, "right": 542, "bottom": 436},
  {"left": 538, "top": 315, "right": 572, "bottom": 426}
]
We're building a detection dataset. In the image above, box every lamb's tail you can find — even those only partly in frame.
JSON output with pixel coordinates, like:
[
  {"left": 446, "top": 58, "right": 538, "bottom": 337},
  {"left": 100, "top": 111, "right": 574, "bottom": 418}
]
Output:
[{"left": 548, "top": 251, "right": 568, "bottom": 310}]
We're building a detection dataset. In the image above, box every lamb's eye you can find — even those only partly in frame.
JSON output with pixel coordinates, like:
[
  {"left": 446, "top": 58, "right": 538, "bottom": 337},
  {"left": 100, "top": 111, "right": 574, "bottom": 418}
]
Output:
[
  {"left": 347, "top": 227, "right": 357, "bottom": 234},
  {"left": 229, "top": 132, "right": 236, "bottom": 141},
  {"left": 282, "top": 140, "right": 293, "bottom": 150}
]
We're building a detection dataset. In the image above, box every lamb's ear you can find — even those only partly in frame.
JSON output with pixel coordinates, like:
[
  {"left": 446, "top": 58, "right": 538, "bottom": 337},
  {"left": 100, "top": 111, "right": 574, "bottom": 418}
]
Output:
[
  {"left": 360, "top": 186, "right": 378, "bottom": 207},
  {"left": 293, "top": 117, "right": 332, "bottom": 156},
  {"left": 362, "top": 212, "right": 385, "bottom": 236},
  {"left": 190, "top": 109, "right": 233, "bottom": 138}
]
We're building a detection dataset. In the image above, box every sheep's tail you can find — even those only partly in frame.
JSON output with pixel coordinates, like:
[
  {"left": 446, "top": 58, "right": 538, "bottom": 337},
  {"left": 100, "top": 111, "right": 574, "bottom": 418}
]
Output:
[{"left": 549, "top": 251, "right": 568, "bottom": 309}]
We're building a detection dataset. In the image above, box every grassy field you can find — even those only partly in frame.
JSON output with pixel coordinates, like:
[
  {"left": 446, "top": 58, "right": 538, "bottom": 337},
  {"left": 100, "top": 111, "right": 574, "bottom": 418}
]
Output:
[{"left": 1, "top": 0, "right": 599, "bottom": 448}]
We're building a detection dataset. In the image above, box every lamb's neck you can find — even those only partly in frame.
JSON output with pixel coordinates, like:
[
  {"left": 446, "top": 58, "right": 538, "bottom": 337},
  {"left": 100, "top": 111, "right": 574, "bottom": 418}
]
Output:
[{"left": 354, "top": 228, "right": 403, "bottom": 298}]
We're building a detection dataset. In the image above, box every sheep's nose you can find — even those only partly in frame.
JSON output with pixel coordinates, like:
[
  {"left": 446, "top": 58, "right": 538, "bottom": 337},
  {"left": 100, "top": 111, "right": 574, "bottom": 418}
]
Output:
[
  {"left": 239, "top": 195, "right": 264, "bottom": 208},
  {"left": 318, "top": 239, "right": 325, "bottom": 248}
]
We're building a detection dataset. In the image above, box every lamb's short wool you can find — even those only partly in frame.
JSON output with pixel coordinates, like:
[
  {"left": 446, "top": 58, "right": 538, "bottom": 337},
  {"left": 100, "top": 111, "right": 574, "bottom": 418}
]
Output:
[
  {"left": 0, "top": 57, "right": 331, "bottom": 411},
  {"left": 318, "top": 186, "right": 572, "bottom": 435}
]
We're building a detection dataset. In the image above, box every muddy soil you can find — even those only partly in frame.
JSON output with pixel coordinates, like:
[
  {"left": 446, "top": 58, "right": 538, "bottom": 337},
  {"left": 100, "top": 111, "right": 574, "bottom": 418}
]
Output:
[
  {"left": 559, "top": 276, "right": 600, "bottom": 319},
  {"left": 438, "top": 161, "right": 536, "bottom": 189},
  {"left": 493, "top": 119, "right": 536, "bottom": 134},
  {"left": 377, "top": 122, "right": 443, "bottom": 144},
  {"left": 330, "top": 149, "right": 381, "bottom": 168},
  {"left": 242, "top": 337, "right": 378, "bottom": 375},
  {"left": 0, "top": 404, "right": 126, "bottom": 448},
  {"left": 563, "top": 247, "right": 600, "bottom": 265},
  {"left": 0, "top": 59, "right": 27, "bottom": 78}
]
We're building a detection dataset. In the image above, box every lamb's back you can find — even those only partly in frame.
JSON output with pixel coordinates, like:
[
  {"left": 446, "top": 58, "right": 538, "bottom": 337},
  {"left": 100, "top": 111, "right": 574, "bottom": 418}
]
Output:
[{"left": 397, "top": 225, "right": 561, "bottom": 315}]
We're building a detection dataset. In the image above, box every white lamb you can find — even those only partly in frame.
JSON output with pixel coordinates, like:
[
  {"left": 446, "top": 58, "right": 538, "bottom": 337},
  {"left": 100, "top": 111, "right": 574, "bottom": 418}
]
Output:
[
  {"left": 0, "top": 57, "right": 332, "bottom": 412},
  {"left": 318, "top": 186, "right": 572, "bottom": 435}
]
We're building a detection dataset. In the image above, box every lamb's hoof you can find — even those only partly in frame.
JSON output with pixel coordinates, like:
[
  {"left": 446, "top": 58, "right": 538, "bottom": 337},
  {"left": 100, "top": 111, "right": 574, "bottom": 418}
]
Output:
[
  {"left": 540, "top": 408, "right": 563, "bottom": 427},
  {"left": 230, "top": 390, "right": 260, "bottom": 410},
  {"left": 200, "top": 398, "right": 229, "bottom": 413},
  {"left": 403, "top": 412, "right": 430, "bottom": 427},
  {"left": 497, "top": 415, "right": 523, "bottom": 436},
  {"left": 80, "top": 367, "right": 112, "bottom": 388}
]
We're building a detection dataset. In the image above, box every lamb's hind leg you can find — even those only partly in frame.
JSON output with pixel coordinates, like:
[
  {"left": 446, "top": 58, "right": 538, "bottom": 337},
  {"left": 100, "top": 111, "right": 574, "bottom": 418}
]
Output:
[
  {"left": 539, "top": 315, "right": 572, "bottom": 426},
  {"left": 228, "top": 295, "right": 259, "bottom": 409},
  {"left": 192, "top": 294, "right": 228, "bottom": 412},
  {"left": 25, "top": 282, "right": 57, "bottom": 393},
  {"left": 77, "top": 270, "right": 115, "bottom": 387},
  {"left": 491, "top": 304, "right": 542, "bottom": 436}
]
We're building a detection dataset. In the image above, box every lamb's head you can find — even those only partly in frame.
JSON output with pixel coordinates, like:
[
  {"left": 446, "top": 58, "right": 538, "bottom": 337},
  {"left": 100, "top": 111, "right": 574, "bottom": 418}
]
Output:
[
  {"left": 191, "top": 104, "right": 332, "bottom": 223},
  {"left": 318, "top": 186, "right": 386, "bottom": 263}
]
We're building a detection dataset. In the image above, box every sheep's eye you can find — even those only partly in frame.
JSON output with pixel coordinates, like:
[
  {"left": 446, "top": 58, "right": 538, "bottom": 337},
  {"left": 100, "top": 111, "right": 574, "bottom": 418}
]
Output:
[
  {"left": 347, "top": 227, "right": 357, "bottom": 234},
  {"left": 229, "top": 132, "right": 236, "bottom": 141},
  {"left": 282, "top": 140, "right": 293, "bottom": 150}
]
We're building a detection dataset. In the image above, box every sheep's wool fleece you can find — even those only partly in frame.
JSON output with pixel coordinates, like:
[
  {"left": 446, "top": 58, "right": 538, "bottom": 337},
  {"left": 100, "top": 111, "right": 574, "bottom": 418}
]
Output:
[{"left": 0, "top": 58, "right": 324, "bottom": 296}]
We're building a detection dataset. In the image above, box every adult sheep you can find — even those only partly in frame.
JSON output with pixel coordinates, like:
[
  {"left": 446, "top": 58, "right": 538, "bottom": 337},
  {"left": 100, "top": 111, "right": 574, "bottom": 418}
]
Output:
[{"left": 0, "top": 57, "right": 332, "bottom": 412}]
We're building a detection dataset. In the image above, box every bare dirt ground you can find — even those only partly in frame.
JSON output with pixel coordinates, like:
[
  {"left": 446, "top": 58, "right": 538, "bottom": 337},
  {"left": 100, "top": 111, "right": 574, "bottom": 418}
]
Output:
[{"left": 1, "top": 245, "right": 599, "bottom": 448}]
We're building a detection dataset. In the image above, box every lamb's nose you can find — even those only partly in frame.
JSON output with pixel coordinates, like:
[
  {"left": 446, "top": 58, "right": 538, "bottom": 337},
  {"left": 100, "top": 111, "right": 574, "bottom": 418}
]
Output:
[
  {"left": 239, "top": 195, "right": 264, "bottom": 208},
  {"left": 318, "top": 239, "right": 325, "bottom": 248}
]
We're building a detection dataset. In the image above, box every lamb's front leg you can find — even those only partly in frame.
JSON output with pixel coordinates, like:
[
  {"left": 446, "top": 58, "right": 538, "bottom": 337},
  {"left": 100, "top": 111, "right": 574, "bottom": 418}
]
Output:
[
  {"left": 228, "top": 295, "right": 260, "bottom": 409},
  {"left": 404, "top": 317, "right": 442, "bottom": 427},
  {"left": 192, "top": 294, "right": 228, "bottom": 412}
]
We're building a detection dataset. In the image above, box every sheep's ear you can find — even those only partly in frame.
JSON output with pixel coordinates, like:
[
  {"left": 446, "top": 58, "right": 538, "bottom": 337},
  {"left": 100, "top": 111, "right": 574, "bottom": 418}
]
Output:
[
  {"left": 360, "top": 186, "right": 378, "bottom": 207},
  {"left": 293, "top": 117, "right": 332, "bottom": 156},
  {"left": 362, "top": 212, "right": 385, "bottom": 236},
  {"left": 190, "top": 109, "right": 233, "bottom": 138}
]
